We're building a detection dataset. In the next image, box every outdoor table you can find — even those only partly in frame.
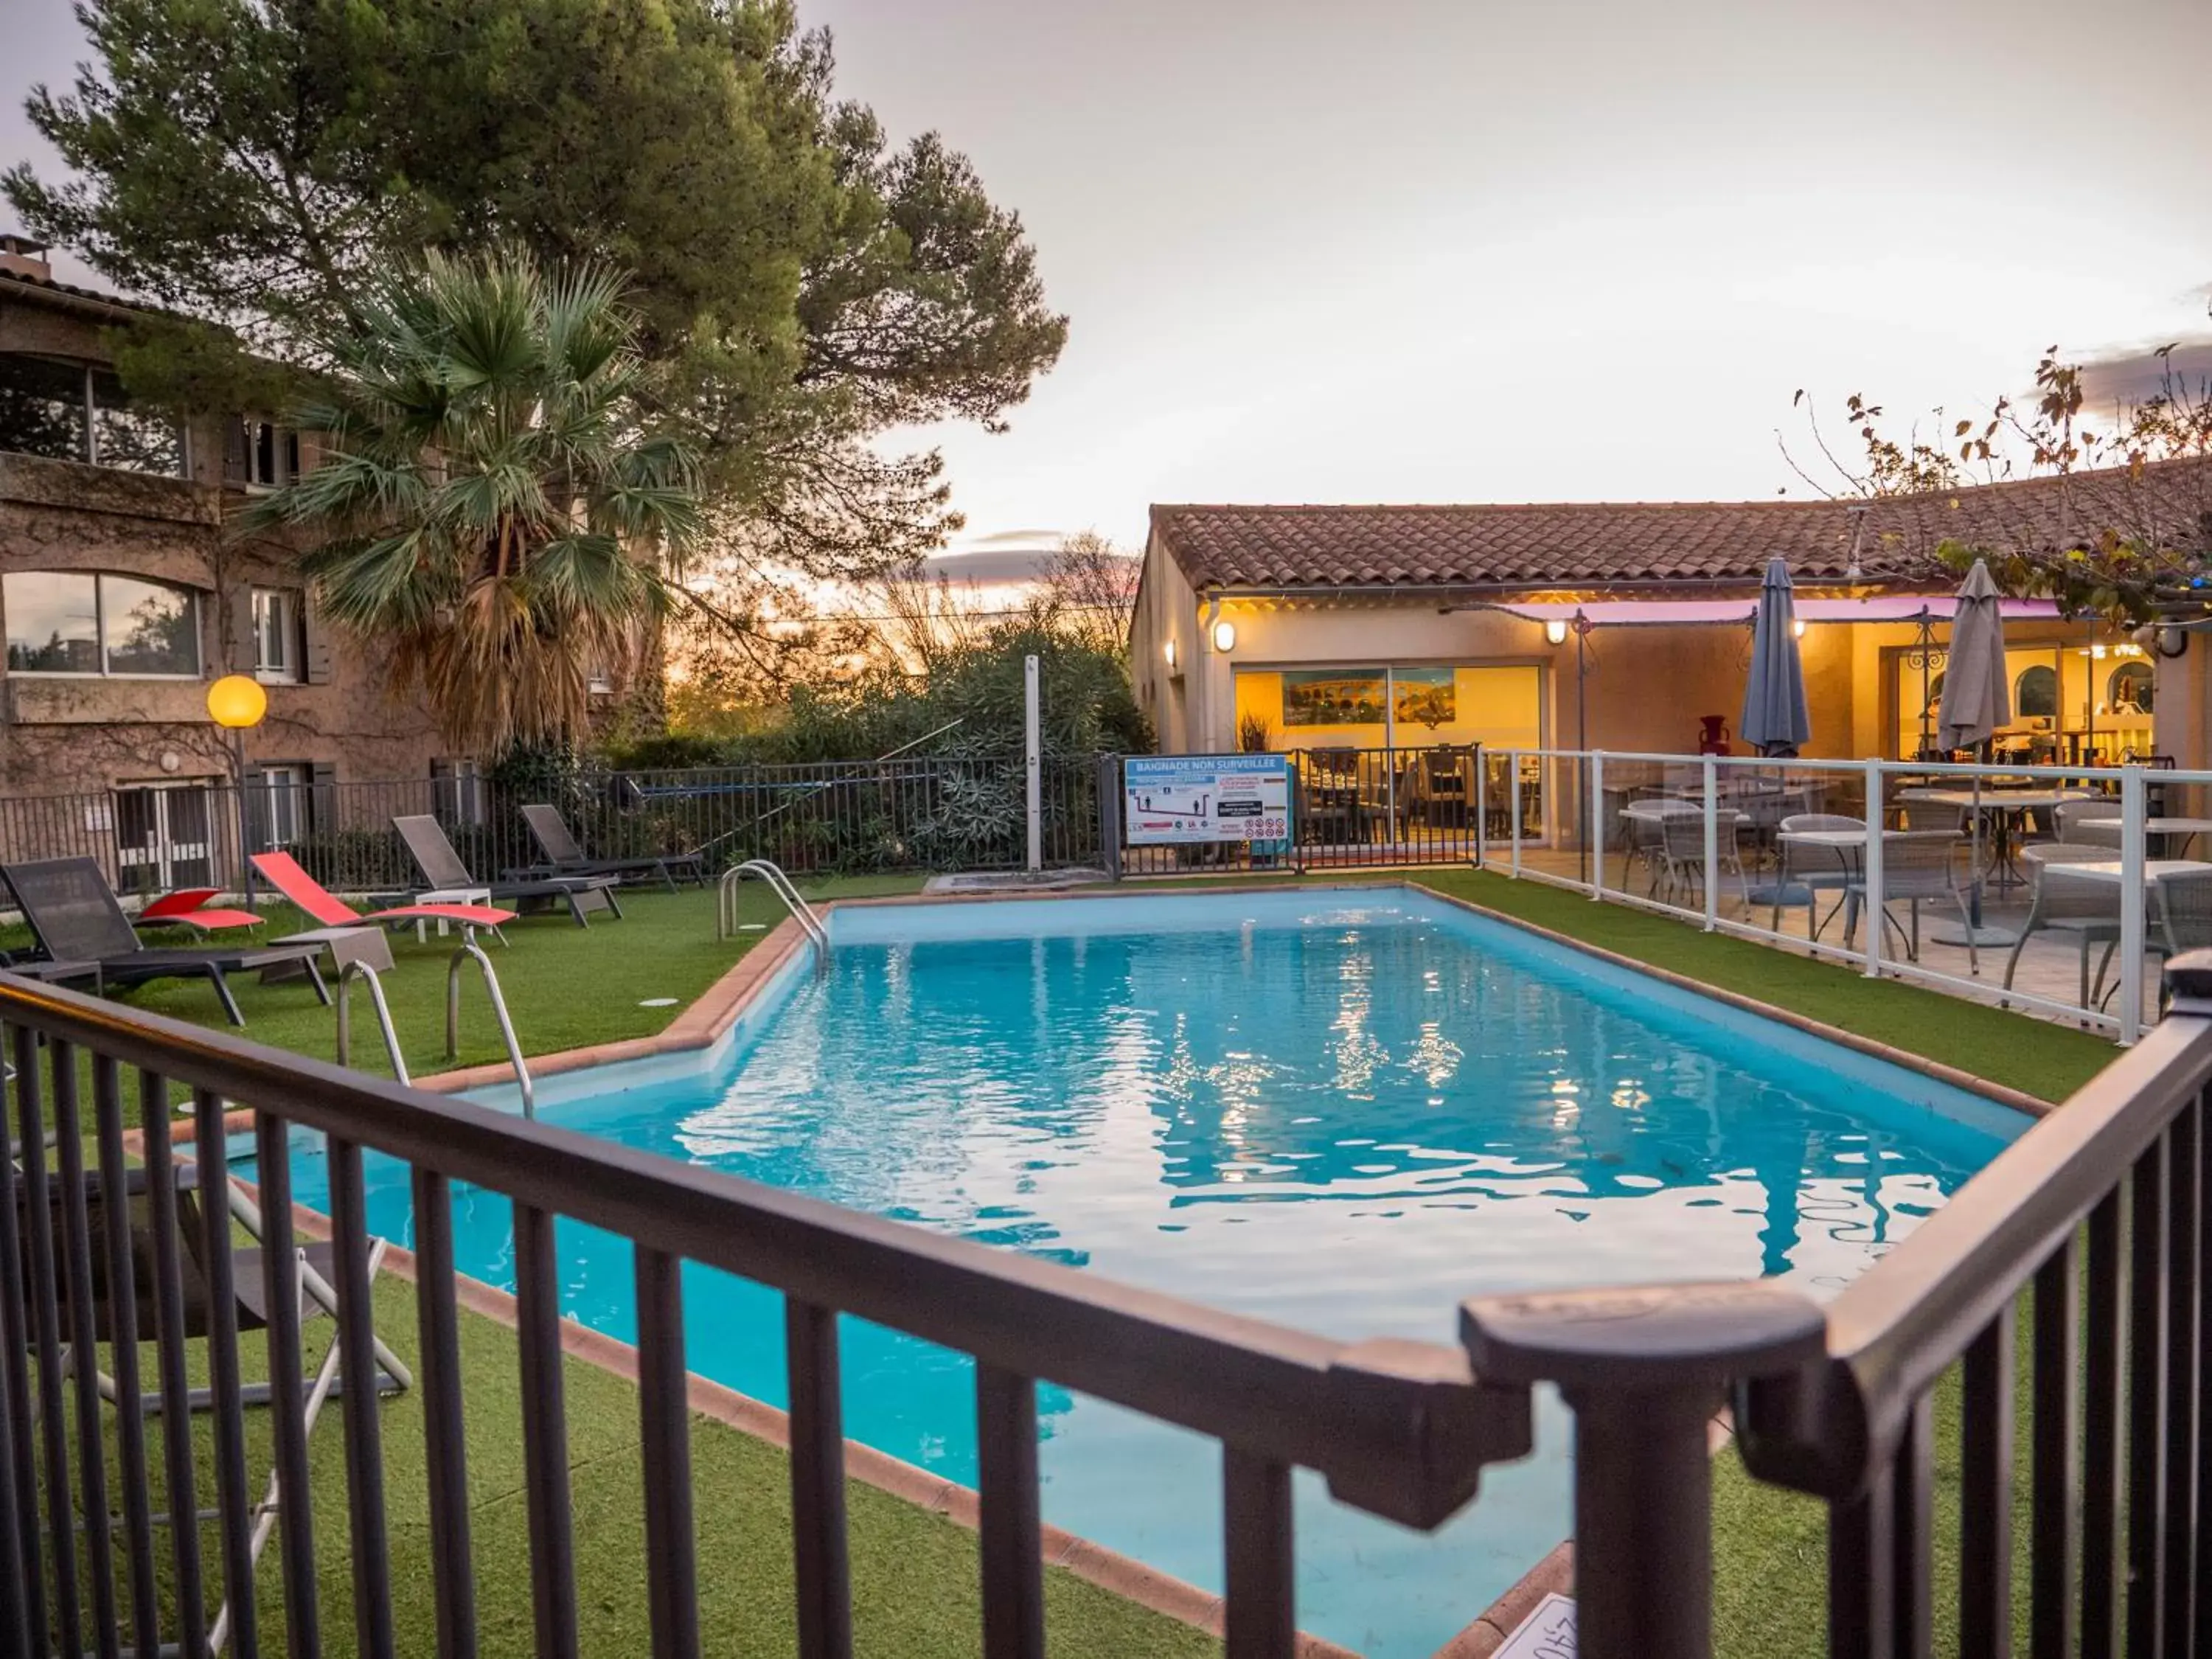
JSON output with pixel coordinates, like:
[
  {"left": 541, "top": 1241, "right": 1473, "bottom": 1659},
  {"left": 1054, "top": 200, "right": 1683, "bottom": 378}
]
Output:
[
  {"left": 1898, "top": 787, "right": 2096, "bottom": 888},
  {"left": 1775, "top": 827, "right": 1986, "bottom": 950},
  {"left": 2072, "top": 816, "right": 2212, "bottom": 860},
  {"left": 1621, "top": 801, "right": 1750, "bottom": 823},
  {"left": 2032, "top": 858, "right": 2212, "bottom": 889},
  {"left": 414, "top": 885, "right": 493, "bottom": 942}
]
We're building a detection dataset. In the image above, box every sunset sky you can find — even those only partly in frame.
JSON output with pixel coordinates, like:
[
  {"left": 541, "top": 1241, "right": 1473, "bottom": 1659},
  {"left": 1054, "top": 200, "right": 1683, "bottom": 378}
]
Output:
[{"left": 7, "top": 0, "right": 2210, "bottom": 553}]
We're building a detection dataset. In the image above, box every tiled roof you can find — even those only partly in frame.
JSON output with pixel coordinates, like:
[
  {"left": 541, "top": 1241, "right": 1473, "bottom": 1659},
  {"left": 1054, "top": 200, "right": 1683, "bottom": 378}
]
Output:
[
  {"left": 1152, "top": 457, "right": 2212, "bottom": 594},
  {"left": 0, "top": 265, "right": 174, "bottom": 321}
]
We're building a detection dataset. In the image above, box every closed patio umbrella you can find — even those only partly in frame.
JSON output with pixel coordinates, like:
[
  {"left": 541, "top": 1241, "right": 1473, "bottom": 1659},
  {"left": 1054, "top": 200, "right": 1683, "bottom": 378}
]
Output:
[
  {"left": 1933, "top": 560, "right": 2013, "bottom": 959},
  {"left": 1740, "top": 557, "right": 1811, "bottom": 758},
  {"left": 1937, "top": 560, "right": 2009, "bottom": 751}
]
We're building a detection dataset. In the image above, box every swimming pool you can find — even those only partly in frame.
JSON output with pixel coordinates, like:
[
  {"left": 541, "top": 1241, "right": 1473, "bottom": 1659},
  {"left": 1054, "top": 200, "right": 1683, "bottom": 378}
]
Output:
[{"left": 272, "top": 887, "right": 2028, "bottom": 1657}]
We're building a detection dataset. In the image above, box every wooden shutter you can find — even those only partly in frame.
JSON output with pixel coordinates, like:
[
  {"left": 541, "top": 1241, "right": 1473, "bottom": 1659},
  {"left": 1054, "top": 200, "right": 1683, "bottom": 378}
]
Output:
[
  {"left": 240, "top": 765, "right": 271, "bottom": 855},
  {"left": 303, "top": 594, "right": 334, "bottom": 684},
  {"left": 227, "top": 585, "right": 257, "bottom": 674},
  {"left": 221, "top": 417, "right": 248, "bottom": 485},
  {"left": 309, "top": 762, "right": 337, "bottom": 835}
]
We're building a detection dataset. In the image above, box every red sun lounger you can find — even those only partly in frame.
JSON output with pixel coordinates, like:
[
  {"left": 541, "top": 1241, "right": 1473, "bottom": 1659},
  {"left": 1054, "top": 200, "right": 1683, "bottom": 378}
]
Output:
[{"left": 251, "top": 852, "right": 518, "bottom": 944}]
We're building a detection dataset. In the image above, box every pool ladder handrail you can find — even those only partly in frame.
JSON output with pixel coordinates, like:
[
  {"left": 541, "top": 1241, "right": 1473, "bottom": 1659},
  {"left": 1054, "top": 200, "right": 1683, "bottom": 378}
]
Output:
[
  {"left": 445, "top": 931, "right": 535, "bottom": 1117},
  {"left": 335, "top": 959, "right": 411, "bottom": 1087},
  {"left": 717, "top": 858, "right": 828, "bottom": 949}
]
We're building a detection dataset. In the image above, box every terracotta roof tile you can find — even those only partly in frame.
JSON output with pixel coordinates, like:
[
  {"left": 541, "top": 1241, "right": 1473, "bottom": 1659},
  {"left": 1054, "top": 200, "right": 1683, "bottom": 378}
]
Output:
[{"left": 1152, "top": 458, "right": 2212, "bottom": 594}]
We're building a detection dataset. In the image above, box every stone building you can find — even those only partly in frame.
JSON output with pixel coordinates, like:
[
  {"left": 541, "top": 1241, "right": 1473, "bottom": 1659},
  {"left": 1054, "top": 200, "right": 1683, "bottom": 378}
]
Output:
[{"left": 1, "top": 237, "right": 450, "bottom": 888}]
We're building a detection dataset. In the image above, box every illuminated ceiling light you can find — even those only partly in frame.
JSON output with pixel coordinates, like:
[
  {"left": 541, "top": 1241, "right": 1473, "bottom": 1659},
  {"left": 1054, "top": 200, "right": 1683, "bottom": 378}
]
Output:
[
  {"left": 1544, "top": 619, "right": 1569, "bottom": 645},
  {"left": 1211, "top": 620, "right": 1237, "bottom": 653}
]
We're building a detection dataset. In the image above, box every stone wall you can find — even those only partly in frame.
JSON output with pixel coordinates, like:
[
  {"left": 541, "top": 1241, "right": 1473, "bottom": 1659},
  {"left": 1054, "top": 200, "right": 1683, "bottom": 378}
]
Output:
[{"left": 1, "top": 282, "right": 448, "bottom": 799}]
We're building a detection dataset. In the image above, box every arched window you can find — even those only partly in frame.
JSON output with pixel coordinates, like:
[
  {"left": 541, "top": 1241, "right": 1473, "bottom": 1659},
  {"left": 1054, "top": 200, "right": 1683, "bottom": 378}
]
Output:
[{"left": 2014, "top": 664, "right": 2059, "bottom": 720}]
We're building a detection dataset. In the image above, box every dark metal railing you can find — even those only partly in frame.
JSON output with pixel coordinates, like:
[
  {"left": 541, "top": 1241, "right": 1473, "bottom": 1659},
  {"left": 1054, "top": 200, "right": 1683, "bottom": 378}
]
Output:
[
  {"left": 1109, "top": 746, "right": 1489, "bottom": 878},
  {"left": 0, "top": 757, "right": 1111, "bottom": 908},
  {"left": 10, "top": 947, "right": 2212, "bottom": 1655}
]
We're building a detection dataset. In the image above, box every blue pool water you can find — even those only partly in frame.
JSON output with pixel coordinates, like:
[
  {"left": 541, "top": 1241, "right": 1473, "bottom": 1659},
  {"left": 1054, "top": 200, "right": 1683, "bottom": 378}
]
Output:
[{"left": 271, "top": 889, "right": 2028, "bottom": 1657}]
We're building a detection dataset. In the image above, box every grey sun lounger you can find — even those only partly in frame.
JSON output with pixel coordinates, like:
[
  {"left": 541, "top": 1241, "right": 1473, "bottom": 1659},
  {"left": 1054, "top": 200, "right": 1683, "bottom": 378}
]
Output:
[
  {"left": 391, "top": 815, "right": 622, "bottom": 927},
  {"left": 1, "top": 858, "right": 328, "bottom": 1026},
  {"left": 507, "top": 803, "right": 707, "bottom": 893}
]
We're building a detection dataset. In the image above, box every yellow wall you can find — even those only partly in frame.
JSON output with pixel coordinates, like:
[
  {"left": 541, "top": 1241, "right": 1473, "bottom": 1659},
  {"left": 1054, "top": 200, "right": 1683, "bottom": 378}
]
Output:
[{"left": 1232, "top": 664, "right": 1543, "bottom": 750}]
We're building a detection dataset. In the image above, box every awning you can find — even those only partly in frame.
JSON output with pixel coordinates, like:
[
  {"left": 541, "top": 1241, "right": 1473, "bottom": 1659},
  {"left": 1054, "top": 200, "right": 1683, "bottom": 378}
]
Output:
[{"left": 1486, "top": 595, "right": 2065, "bottom": 627}]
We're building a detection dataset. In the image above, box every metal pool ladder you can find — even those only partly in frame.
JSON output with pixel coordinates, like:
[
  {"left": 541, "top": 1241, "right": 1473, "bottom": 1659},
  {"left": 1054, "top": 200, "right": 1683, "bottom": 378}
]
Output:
[
  {"left": 334, "top": 939, "right": 537, "bottom": 1117},
  {"left": 447, "top": 934, "right": 535, "bottom": 1117},
  {"left": 717, "top": 858, "right": 828, "bottom": 949},
  {"left": 335, "top": 960, "right": 411, "bottom": 1086}
]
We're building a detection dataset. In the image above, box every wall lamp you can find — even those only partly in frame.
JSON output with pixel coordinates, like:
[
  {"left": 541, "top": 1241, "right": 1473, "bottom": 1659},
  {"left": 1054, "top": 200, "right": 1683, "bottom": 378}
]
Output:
[
  {"left": 1544, "top": 619, "right": 1569, "bottom": 645},
  {"left": 1164, "top": 638, "right": 1178, "bottom": 671},
  {"left": 1211, "top": 620, "right": 1237, "bottom": 653},
  {"left": 1792, "top": 617, "right": 1807, "bottom": 639}
]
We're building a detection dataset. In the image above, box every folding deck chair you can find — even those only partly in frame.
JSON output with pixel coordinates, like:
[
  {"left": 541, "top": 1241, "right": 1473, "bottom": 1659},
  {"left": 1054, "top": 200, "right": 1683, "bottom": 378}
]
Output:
[
  {"left": 1, "top": 858, "right": 328, "bottom": 1026},
  {"left": 16, "top": 1127, "right": 409, "bottom": 1654},
  {"left": 392, "top": 815, "right": 622, "bottom": 926},
  {"left": 511, "top": 802, "right": 706, "bottom": 893}
]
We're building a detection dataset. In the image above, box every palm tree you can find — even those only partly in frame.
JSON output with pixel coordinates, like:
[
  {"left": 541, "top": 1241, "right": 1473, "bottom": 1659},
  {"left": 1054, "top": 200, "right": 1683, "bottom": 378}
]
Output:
[{"left": 246, "top": 250, "right": 702, "bottom": 752}]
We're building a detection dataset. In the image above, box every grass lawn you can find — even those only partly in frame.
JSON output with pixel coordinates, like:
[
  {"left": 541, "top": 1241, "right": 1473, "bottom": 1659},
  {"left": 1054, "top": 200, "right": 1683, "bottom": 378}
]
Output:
[
  {"left": 23, "top": 863, "right": 2121, "bottom": 1656},
  {"left": 68, "top": 1276, "right": 1212, "bottom": 1658}
]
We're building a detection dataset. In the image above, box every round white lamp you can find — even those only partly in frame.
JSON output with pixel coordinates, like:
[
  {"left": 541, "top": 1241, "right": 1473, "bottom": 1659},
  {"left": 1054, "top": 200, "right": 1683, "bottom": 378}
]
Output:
[{"left": 1211, "top": 620, "right": 1237, "bottom": 653}]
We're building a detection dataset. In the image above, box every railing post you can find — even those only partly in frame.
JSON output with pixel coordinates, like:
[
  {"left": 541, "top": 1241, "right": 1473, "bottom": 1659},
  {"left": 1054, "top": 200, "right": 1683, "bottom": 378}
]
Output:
[
  {"left": 1590, "top": 750, "right": 1606, "bottom": 900},
  {"left": 1509, "top": 752, "right": 1523, "bottom": 878},
  {"left": 2120, "top": 765, "right": 2147, "bottom": 1043},
  {"left": 1703, "top": 757, "right": 1719, "bottom": 933},
  {"left": 1862, "top": 759, "right": 1885, "bottom": 978},
  {"left": 1097, "top": 755, "right": 1123, "bottom": 881},
  {"left": 1461, "top": 1282, "right": 1827, "bottom": 1659},
  {"left": 1473, "top": 749, "right": 1488, "bottom": 869}
]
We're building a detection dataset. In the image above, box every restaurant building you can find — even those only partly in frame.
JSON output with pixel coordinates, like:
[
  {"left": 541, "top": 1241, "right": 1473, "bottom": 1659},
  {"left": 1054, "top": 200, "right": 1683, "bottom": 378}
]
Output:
[{"left": 1131, "top": 461, "right": 2212, "bottom": 771}]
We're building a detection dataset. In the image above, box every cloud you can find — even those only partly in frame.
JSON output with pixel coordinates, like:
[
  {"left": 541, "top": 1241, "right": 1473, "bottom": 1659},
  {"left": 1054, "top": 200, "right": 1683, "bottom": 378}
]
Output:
[{"left": 2076, "top": 338, "right": 2212, "bottom": 406}]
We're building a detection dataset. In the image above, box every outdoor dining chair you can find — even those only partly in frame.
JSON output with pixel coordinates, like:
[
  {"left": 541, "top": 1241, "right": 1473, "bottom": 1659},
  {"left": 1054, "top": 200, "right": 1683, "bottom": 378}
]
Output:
[
  {"left": 2002, "top": 844, "right": 2129, "bottom": 1007},
  {"left": 1768, "top": 813, "right": 1865, "bottom": 940},
  {"left": 2053, "top": 799, "right": 2120, "bottom": 846},
  {"left": 1655, "top": 807, "right": 1750, "bottom": 911},
  {"left": 2089, "top": 866, "right": 2212, "bottom": 1013},
  {"left": 1839, "top": 830, "right": 1977, "bottom": 964}
]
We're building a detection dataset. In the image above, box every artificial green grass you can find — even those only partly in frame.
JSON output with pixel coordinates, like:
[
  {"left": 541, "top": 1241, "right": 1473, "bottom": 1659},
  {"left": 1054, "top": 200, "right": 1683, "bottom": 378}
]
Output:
[{"left": 60, "top": 1274, "right": 1211, "bottom": 1658}]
